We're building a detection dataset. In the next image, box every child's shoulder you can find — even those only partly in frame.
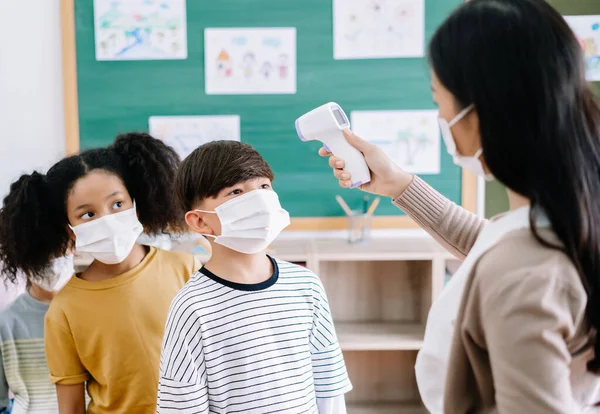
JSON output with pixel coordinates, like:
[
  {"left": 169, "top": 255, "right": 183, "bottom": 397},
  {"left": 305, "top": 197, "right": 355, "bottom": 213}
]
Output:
[
  {"left": 153, "top": 247, "right": 193, "bottom": 263},
  {"left": 169, "top": 268, "right": 207, "bottom": 304},
  {"left": 274, "top": 259, "right": 322, "bottom": 284},
  {"left": 275, "top": 258, "right": 314, "bottom": 273},
  {"left": 153, "top": 247, "right": 200, "bottom": 271},
  {"left": 0, "top": 294, "right": 25, "bottom": 328}
]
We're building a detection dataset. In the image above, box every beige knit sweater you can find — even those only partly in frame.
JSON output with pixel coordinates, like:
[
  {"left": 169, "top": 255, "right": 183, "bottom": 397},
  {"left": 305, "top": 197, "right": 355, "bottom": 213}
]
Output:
[{"left": 393, "top": 176, "right": 600, "bottom": 413}]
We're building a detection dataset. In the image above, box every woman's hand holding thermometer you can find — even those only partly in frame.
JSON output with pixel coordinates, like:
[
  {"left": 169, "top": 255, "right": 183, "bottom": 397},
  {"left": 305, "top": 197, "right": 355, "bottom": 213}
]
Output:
[
  {"left": 295, "top": 103, "right": 371, "bottom": 188},
  {"left": 319, "top": 130, "right": 414, "bottom": 199},
  {"left": 296, "top": 102, "right": 414, "bottom": 198}
]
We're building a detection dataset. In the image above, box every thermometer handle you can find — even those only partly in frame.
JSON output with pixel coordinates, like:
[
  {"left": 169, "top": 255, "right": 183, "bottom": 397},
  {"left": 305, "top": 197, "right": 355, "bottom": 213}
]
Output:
[{"left": 322, "top": 131, "right": 372, "bottom": 188}]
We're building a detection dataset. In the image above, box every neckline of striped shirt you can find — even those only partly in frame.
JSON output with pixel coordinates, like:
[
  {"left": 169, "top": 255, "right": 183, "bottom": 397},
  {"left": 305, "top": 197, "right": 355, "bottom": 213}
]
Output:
[{"left": 199, "top": 255, "right": 279, "bottom": 292}]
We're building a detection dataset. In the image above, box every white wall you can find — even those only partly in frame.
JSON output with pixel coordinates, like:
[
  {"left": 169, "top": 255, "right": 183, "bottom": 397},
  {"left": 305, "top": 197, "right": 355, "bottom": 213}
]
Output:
[
  {"left": 0, "top": 0, "right": 66, "bottom": 198},
  {"left": 0, "top": 0, "right": 65, "bottom": 306}
]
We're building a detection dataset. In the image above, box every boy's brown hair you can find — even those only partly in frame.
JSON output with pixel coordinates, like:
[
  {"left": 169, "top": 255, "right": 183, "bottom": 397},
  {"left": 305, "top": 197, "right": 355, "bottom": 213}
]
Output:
[{"left": 176, "top": 140, "right": 275, "bottom": 212}]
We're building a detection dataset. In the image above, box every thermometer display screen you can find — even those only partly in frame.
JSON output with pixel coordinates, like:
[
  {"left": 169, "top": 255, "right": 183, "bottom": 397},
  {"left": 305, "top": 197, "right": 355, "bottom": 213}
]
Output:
[{"left": 332, "top": 108, "right": 348, "bottom": 127}]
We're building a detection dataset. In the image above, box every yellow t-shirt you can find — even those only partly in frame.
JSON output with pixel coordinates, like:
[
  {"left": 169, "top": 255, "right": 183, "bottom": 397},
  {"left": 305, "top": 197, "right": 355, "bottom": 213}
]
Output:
[{"left": 44, "top": 247, "right": 201, "bottom": 414}]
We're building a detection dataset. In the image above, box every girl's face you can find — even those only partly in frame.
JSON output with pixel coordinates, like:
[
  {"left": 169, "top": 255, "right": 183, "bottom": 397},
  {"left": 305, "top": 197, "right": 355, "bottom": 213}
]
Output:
[{"left": 66, "top": 170, "right": 133, "bottom": 227}]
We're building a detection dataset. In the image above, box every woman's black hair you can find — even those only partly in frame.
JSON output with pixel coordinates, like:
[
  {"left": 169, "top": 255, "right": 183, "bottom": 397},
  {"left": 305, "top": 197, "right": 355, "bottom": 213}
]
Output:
[
  {"left": 429, "top": 0, "right": 600, "bottom": 372},
  {"left": 0, "top": 132, "right": 182, "bottom": 284}
]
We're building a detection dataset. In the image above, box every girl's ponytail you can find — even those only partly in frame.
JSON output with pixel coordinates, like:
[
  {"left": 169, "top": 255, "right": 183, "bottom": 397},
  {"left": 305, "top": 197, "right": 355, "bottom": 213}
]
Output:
[{"left": 0, "top": 172, "right": 69, "bottom": 283}]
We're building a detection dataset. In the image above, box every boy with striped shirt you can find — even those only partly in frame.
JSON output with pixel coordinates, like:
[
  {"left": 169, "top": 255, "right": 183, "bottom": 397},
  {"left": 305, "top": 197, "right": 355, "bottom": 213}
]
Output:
[{"left": 157, "top": 141, "right": 352, "bottom": 413}]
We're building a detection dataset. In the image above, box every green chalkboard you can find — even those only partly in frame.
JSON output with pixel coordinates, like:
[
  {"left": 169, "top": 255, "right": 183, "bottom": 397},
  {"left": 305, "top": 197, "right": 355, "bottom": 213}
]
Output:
[{"left": 74, "top": 0, "right": 463, "bottom": 218}]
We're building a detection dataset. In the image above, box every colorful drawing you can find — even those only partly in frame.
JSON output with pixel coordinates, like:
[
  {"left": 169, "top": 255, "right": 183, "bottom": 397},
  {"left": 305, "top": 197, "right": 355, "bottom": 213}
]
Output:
[
  {"left": 93, "top": 0, "right": 187, "bottom": 61},
  {"left": 149, "top": 115, "right": 240, "bottom": 160},
  {"left": 393, "top": 129, "right": 433, "bottom": 166},
  {"left": 564, "top": 15, "right": 600, "bottom": 81},
  {"left": 241, "top": 52, "right": 256, "bottom": 78},
  {"left": 260, "top": 61, "right": 274, "bottom": 78},
  {"left": 278, "top": 53, "right": 289, "bottom": 79},
  {"left": 216, "top": 50, "right": 233, "bottom": 77},
  {"left": 333, "top": 0, "right": 424, "bottom": 60},
  {"left": 205, "top": 28, "right": 296, "bottom": 95},
  {"left": 351, "top": 110, "right": 440, "bottom": 174}
]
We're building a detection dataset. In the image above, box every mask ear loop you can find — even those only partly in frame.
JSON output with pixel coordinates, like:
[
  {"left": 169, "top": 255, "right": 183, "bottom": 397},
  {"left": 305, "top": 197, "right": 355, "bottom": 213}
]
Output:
[
  {"left": 192, "top": 210, "right": 219, "bottom": 239},
  {"left": 448, "top": 104, "right": 475, "bottom": 128}
]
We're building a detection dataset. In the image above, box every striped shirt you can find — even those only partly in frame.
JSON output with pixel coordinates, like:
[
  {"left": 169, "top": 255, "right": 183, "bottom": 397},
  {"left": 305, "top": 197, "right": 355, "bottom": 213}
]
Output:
[
  {"left": 0, "top": 292, "right": 57, "bottom": 414},
  {"left": 157, "top": 257, "right": 352, "bottom": 413}
]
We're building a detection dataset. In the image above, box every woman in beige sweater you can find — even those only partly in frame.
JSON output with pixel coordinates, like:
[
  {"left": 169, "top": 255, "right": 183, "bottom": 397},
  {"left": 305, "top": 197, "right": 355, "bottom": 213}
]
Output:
[{"left": 321, "top": 0, "right": 600, "bottom": 412}]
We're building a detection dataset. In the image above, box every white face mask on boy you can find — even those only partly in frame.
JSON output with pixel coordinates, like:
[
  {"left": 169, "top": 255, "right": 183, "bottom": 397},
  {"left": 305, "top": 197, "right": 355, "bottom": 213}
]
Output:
[
  {"left": 438, "top": 104, "right": 493, "bottom": 180},
  {"left": 36, "top": 255, "right": 75, "bottom": 292},
  {"left": 69, "top": 203, "right": 143, "bottom": 264},
  {"left": 195, "top": 190, "right": 290, "bottom": 255}
]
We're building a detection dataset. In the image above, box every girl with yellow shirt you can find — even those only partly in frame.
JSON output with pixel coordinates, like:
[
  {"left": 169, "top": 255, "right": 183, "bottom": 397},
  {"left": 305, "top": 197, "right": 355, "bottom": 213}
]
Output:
[{"left": 0, "top": 133, "right": 200, "bottom": 413}]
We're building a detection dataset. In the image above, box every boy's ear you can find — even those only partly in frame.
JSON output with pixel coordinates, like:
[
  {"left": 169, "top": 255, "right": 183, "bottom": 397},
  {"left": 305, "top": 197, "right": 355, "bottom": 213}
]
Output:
[{"left": 185, "top": 211, "right": 214, "bottom": 236}]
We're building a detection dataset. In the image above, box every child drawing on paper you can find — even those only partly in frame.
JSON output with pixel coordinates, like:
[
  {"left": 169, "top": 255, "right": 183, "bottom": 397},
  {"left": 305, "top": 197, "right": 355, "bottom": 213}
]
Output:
[
  {"left": 343, "top": 8, "right": 362, "bottom": 42},
  {"left": 578, "top": 35, "right": 599, "bottom": 75},
  {"left": 260, "top": 61, "right": 274, "bottom": 78},
  {"left": 99, "top": 32, "right": 118, "bottom": 57},
  {"left": 583, "top": 38, "right": 598, "bottom": 59},
  {"left": 242, "top": 52, "right": 256, "bottom": 78},
  {"left": 206, "top": 124, "right": 235, "bottom": 141},
  {"left": 216, "top": 50, "right": 233, "bottom": 77},
  {"left": 572, "top": 21, "right": 600, "bottom": 80},
  {"left": 278, "top": 54, "right": 289, "bottom": 79},
  {"left": 363, "top": 1, "right": 389, "bottom": 49},
  {"left": 395, "top": 128, "right": 432, "bottom": 166}
]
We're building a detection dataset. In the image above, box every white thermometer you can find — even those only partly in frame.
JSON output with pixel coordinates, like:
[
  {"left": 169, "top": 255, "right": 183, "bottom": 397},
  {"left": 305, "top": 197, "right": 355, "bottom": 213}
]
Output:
[{"left": 295, "top": 102, "right": 371, "bottom": 188}]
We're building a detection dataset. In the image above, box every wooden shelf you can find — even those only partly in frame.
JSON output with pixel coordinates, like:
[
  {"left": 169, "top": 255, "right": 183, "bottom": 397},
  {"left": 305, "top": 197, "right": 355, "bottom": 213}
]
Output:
[
  {"left": 314, "top": 237, "right": 451, "bottom": 261},
  {"left": 269, "top": 238, "right": 312, "bottom": 262},
  {"left": 348, "top": 403, "right": 427, "bottom": 414},
  {"left": 337, "top": 323, "right": 425, "bottom": 351}
]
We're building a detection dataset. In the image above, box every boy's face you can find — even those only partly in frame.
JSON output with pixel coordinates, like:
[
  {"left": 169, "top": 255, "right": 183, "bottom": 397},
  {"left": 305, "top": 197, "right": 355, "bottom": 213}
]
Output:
[{"left": 185, "top": 177, "right": 273, "bottom": 236}]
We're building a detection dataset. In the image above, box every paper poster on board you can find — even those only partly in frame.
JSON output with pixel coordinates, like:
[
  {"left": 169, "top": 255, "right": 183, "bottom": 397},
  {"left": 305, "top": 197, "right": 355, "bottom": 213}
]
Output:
[
  {"left": 149, "top": 115, "right": 240, "bottom": 160},
  {"left": 333, "top": 0, "right": 425, "bottom": 59},
  {"left": 94, "top": 0, "right": 187, "bottom": 61},
  {"left": 564, "top": 15, "right": 600, "bottom": 81},
  {"left": 351, "top": 110, "right": 440, "bottom": 174},
  {"left": 204, "top": 28, "right": 297, "bottom": 95}
]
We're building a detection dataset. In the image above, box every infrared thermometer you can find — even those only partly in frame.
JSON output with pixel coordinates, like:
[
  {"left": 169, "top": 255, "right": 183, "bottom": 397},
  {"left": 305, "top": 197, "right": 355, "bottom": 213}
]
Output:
[{"left": 295, "top": 103, "right": 371, "bottom": 188}]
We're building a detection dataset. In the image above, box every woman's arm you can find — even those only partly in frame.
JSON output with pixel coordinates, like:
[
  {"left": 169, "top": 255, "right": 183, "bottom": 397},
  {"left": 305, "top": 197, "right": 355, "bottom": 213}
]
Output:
[
  {"left": 56, "top": 384, "right": 86, "bottom": 414},
  {"left": 394, "top": 176, "right": 486, "bottom": 260},
  {"left": 321, "top": 130, "right": 487, "bottom": 260}
]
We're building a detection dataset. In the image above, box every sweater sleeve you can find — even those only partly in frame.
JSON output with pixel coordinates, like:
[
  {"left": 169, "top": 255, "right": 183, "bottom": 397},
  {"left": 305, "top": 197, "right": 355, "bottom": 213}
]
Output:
[{"left": 393, "top": 176, "right": 486, "bottom": 259}]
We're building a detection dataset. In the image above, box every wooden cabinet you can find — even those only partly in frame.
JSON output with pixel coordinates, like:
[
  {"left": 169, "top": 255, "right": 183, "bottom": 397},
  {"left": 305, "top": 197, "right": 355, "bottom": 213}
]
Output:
[{"left": 271, "top": 237, "right": 452, "bottom": 413}]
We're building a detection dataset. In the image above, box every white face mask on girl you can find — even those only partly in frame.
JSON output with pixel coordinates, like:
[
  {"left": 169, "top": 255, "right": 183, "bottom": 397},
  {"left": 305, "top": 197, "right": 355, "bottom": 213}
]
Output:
[
  {"left": 438, "top": 104, "right": 493, "bottom": 180},
  {"left": 36, "top": 255, "right": 75, "bottom": 292},
  {"left": 69, "top": 204, "right": 143, "bottom": 264},
  {"left": 195, "top": 190, "right": 291, "bottom": 255}
]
